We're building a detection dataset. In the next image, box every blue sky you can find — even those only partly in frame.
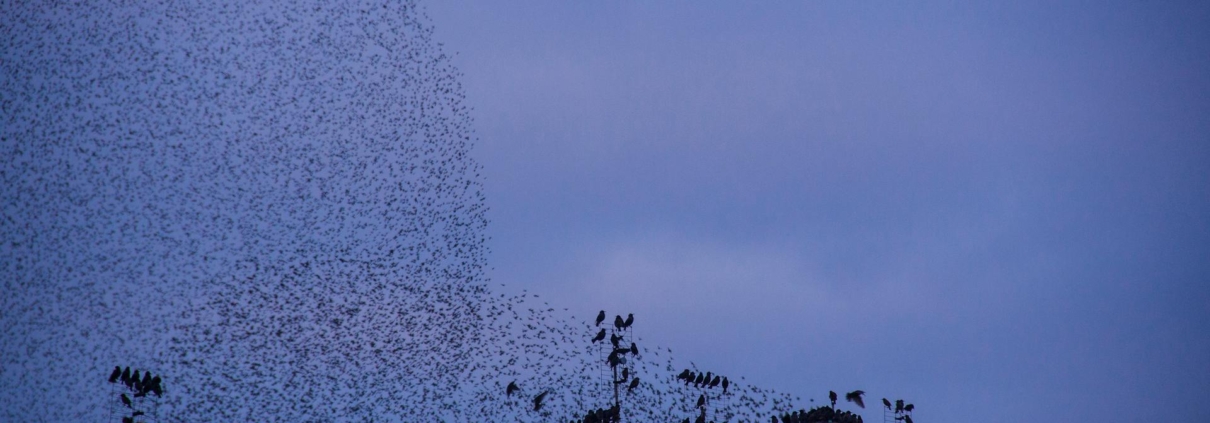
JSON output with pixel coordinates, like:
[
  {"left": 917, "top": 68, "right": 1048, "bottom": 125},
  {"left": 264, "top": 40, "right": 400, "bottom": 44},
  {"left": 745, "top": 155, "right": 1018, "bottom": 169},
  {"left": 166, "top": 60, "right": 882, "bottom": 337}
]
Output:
[{"left": 426, "top": 2, "right": 1210, "bottom": 421}]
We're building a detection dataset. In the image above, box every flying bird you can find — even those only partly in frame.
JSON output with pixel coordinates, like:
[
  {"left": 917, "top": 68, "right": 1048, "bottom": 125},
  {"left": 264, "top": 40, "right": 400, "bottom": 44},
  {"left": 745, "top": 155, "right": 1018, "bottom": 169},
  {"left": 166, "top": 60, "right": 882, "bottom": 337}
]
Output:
[
  {"left": 627, "top": 377, "right": 639, "bottom": 392},
  {"left": 846, "top": 390, "right": 865, "bottom": 408},
  {"left": 506, "top": 381, "right": 519, "bottom": 397},
  {"left": 533, "top": 391, "right": 548, "bottom": 411},
  {"left": 596, "top": 310, "right": 606, "bottom": 327}
]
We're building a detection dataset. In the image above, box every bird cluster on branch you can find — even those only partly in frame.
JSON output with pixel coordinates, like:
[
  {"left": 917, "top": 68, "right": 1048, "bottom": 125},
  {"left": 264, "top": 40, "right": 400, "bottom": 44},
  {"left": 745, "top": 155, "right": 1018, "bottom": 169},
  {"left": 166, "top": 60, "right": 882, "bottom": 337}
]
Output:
[
  {"left": 568, "top": 405, "right": 621, "bottom": 423},
  {"left": 676, "top": 369, "right": 730, "bottom": 394},
  {"left": 106, "top": 366, "right": 164, "bottom": 423}
]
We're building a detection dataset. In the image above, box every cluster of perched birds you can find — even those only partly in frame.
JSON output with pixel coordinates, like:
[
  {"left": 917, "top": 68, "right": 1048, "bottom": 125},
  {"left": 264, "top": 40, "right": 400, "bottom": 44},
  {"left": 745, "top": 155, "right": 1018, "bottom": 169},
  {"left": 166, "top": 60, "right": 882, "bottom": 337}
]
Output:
[
  {"left": 0, "top": 0, "right": 920, "bottom": 422},
  {"left": 677, "top": 369, "right": 731, "bottom": 394},
  {"left": 106, "top": 366, "right": 164, "bottom": 423}
]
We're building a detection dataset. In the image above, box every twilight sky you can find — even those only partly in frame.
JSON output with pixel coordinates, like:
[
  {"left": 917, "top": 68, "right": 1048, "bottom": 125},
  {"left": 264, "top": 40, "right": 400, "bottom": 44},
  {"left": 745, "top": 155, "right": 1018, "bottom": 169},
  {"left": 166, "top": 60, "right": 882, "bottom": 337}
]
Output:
[{"left": 425, "top": 2, "right": 1210, "bottom": 421}]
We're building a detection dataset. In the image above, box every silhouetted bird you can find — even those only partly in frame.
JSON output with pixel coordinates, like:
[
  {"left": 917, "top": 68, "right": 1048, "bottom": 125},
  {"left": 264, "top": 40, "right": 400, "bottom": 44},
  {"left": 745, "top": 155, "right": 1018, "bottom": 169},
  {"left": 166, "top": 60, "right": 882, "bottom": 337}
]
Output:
[
  {"left": 108, "top": 366, "right": 121, "bottom": 383},
  {"left": 694, "top": 373, "right": 704, "bottom": 387},
  {"left": 596, "top": 310, "right": 606, "bottom": 327},
  {"left": 829, "top": 391, "right": 837, "bottom": 407},
  {"left": 722, "top": 377, "right": 730, "bottom": 394},
  {"left": 622, "top": 313, "right": 633, "bottom": 329},
  {"left": 621, "top": 368, "right": 629, "bottom": 383},
  {"left": 120, "top": 393, "right": 132, "bottom": 408},
  {"left": 895, "top": 400, "right": 904, "bottom": 414},
  {"left": 149, "top": 376, "right": 163, "bottom": 397},
  {"left": 684, "top": 371, "right": 695, "bottom": 386},
  {"left": 903, "top": 415, "right": 913, "bottom": 423},
  {"left": 710, "top": 375, "right": 721, "bottom": 388},
  {"left": 882, "top": 398, "right": 891, "bottom": 410},
  {"left": 846, "top": 390, "right": 865, "bottom": 408},
  {"left": 591, "top": 329, "right": 606, "bottom": 343},
  {"left": 614, "top": 315, "right": 624, "bottom": 330},
  {"left": 630, "top": 342, "right": 638, "bottom": 356},
  {"left": 533, "top": 391, "right": 548, "bottom": 411},
  {"left": 678, "top": 369, "right": 691, "bottom": 380},
  {"left": 904, "top": 404, "right": 914, "bottom": 413},
  {"left": 507, "top": 381, "right": 519, "bottom": 397},
  {"left": 610, "top": 333, "right": 621, "bottom": 348},
  {"left": 120, "top": 367, "right": 131, "bottom": 386},
  {"left": 140, "top": 372, "right": 152, "bottom": 395},
  {"left": 695, "top": 407, "right": 706, "bottom": 423},
  {"left": 627, "top": 377, "right": 639, "bottom": 392},
  {"left": 697, "top": 394, "right": 706, "bottom": 408}
]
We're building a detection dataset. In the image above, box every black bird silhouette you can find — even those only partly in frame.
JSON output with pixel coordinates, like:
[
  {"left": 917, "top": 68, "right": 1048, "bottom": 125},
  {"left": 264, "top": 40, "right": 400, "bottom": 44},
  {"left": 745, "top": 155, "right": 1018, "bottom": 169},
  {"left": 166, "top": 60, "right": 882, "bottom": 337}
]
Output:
[
  {"left": 122, "top": 417, "right": 132, "bottom": 423},
  {"left": 621, "top": 368, "right": 629, "bottom": 383},
  {"left": 895, "top": 399, "right": 904, "bottom": 414},
  {"left": 696, "top": 393, "right": 706, "bottom": 408},
  {"left": 904, "top": 404, "right": 914, "bottom": 413},
  {"left": 903, "top": 415, "right": 913, "bottom": 423},
  {"left": 710, "top": 376, "right": 721, "bottom": 388},
  {"left": 694, "top": 373, "right": 704, "bottom": 387},
  {"left": 883, "top": 398, "right": 891, "bottom": 410},
  {"left": 613, "top": 315, "right": 624, "bottom": 330},
  {"left": 120, "top": 393, "right": 132, "bottom": 408},
  {"left": 149, "top": 376, "right": 163, "bottom": 397},
  {"left": 591, "top": 329, "right": 606, "bottom": 343},
  {"left": 684, "top": 371, "right": 695, "bottom": 386},
  {"left": 533, "top": 391, "right": 548, "bottom": 411},
  {"left": 596, "top": 310, "right": 606, "bottom": 327},
  {"left": 108, "top": 366, "right": 121, "bottom": 383},
  {"left": 629, "top": 342, "right": 638, "bottom": 356},
  {"left": 695, "top": 407, "right": 706, "bottom": 423},
  {"left": 140, "top": 372, "right": 152, "bottom": 395},
  {"left": 622, "top": 313, "right": 633, "bottom": 329},
  {"left": 722, "top": 377, "right": 730, "bottom": 394},
  {"left": 678, "top": 369, "right": 692, "bottom": 380},
  {"left": 846, "top": 390, "right": 865, "bottom": 408},
  {"left": 506, "top": 381, "right": 519, "bottom": 397},
  {"left": 627, "top": 377, "right": 639, "bottom": 392},
  {"left": 120, "top": 367, "right": 131, "bottom": 386},
  {"left": 829, "top": 391, "right": 837, "bottom": 407},
  {"left": 610, "top": 333, "right": 621, "bottom": 348}
]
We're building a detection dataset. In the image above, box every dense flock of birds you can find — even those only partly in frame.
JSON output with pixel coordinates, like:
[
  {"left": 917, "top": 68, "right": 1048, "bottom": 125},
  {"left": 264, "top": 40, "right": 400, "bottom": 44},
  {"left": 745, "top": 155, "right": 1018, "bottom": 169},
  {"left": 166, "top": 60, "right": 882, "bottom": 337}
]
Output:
[{"left": 1, "top": 1, "right": 915, "bottom": 422}]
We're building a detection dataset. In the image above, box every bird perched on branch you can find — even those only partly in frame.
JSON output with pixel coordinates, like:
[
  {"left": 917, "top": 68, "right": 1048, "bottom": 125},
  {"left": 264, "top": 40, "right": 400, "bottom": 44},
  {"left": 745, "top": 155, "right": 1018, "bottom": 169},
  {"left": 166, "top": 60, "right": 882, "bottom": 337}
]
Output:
[
  {"left": 622, "top": 313, "right": 633, "bottom": 329},
  {"left": 629, "top": 342, "right": 638, "bottom": 356},
  {"left": 722, "top": 377, "right": 730, "bottom": 394},
  {"left": 108, "top": 366, "right": 121, "bottom": 383},
  {"left": 846, "top": 390, "right": 865, "bottom": 408},
  {"left": 696, "top": 393, "right": 706, "bottom": 408},
  {"left": 710, "top": 375, "right": 721, "bottom": 389},
  {"left": 596, "top": 310, "right": 606, "bottom": 327},
  {"left": 895, "top": 399, "right": 904, "bottom": 414},
  {"left": 904, "top": 404, "right": 914, "bottom": 413},
  {"left": 883, "top": 398, "right": 891, "bottom": 410},
  {"left": 829, "top": 391, "right": 838, "bottom": 407},
  {"left": 627, "top": 377, "right": 639, "bottom": 392},
  {"left": 614, "top": 315, "right": 624, "bottom": 331},
  {"left": 506, "top": 381, "right": 519, "bottom": 397},
  {"left": 591, "top": 329, "right": 606, "bottom": 343},
  {"left": 120, "top": 393, "right": 132, "bottom": 408},
  {"left": 610, "top": 333, "right": 621, "bottom": 348}
]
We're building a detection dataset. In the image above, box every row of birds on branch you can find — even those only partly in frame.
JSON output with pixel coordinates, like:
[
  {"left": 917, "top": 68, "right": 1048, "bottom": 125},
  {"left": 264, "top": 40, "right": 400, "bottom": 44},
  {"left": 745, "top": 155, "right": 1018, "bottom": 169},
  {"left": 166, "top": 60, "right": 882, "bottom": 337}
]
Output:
[
  {"left": 595, "top": 311, "right": 634, "bottom": 331},
  {"left": 776, "top": 405, "right": 864, "bottom": 423},
  {"left": 108, "top": 366, "right": 163, "bottom": 398},
  {"left": 569, "top": 405, "right": 620, "bottom": 423},
  {"left": 677, "top": 369, "right": 730, "bottom": 394}
]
